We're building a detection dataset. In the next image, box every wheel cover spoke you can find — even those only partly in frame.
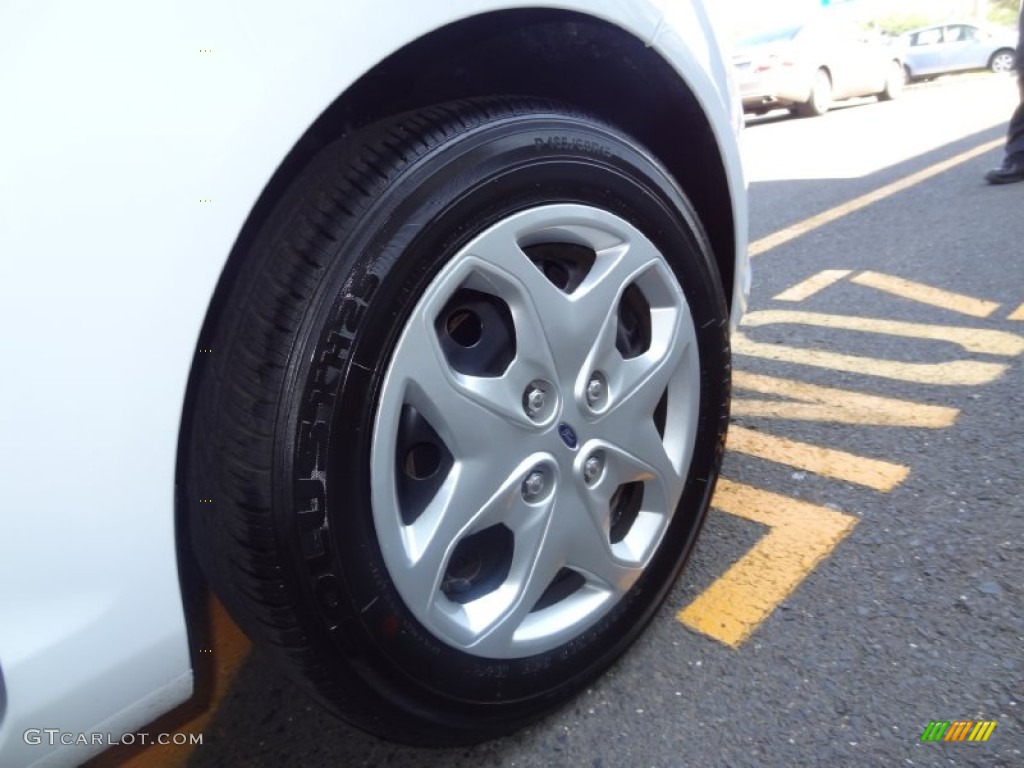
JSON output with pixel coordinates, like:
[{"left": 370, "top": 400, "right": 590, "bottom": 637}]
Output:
[
  {"left": 584, "top": 265, "right": 694, "bottom": 420},
  {"left": 458, "top": 499, "right": 566, "bottom": 655},
  {"left": 370, "top": 204, "right": 701, "bottom": 658},
  {"left": 391, "top": 309, "right": 516, "bottom": 456},
  {"left": 396, "top": 455, "right": 543, "bottom": 615},
  {"left": 561, "top": 485, "right": 643, "bottom": 593}
]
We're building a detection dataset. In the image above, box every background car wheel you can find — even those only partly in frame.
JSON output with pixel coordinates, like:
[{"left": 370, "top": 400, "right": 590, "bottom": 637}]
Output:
[
  {"left": 796, "top": 68, "right": 832, "bottom": 117},
  {"left": 989, "top": 49, "right": 1015, "bottom": 74},
  {"left": 878, "top": 60, "right": 905, "bottom": 101},
  {"left": 185, "top": 97, "right": 731, "bottom": 744}
]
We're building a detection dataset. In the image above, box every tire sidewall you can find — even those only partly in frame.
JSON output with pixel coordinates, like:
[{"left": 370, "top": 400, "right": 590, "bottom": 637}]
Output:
[{"left": 280, "top": 111, "right": 730, "bottom": 725}]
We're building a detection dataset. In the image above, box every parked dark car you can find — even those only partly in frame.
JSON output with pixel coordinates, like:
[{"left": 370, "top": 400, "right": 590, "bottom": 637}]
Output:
[{"left": 901, "top": 23, "right": 1017, "bottom": 81}]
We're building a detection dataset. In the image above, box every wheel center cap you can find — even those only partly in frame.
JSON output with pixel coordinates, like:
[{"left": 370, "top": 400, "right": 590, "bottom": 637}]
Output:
[{"left": 557, "top": 422, "right": 578, "bottom": 450}]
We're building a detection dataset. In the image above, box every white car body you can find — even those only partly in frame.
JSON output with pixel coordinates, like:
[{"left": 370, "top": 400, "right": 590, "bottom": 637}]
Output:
[{"left": 0, "top": 1, "right": 748, "bottom": 765}]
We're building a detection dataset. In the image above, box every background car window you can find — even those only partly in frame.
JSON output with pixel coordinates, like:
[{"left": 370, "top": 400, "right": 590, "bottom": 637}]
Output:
[
  {"left": 943, "top": 26, "right": 965, "bottom": 43},
  {"left": 913, "top": 28, "right": 942, "bottom": 46}
]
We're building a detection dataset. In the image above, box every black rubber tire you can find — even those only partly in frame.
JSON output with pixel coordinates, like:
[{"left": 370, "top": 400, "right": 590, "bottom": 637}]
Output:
[
  {"left": 184, "top": 97, "right": 730, "bottom": 745},
  {"left": 795, "top": 68, "right": 832, "bottom": 117}
]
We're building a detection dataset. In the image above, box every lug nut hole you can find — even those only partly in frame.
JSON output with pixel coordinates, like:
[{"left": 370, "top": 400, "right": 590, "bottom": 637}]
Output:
[
  {"left": 404, "top": 442, "right": 443, "bottom": 480},
  {"left": 445, "top": 308, "right": 483, "bottom": 347}
]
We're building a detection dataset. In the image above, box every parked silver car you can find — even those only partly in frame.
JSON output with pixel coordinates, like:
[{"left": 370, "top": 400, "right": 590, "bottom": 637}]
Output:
[
  {"left": 733, "top": 17, "right": 905, "bottom": 117},
  {"left": 901, "top": 23, "right": 1017, "bottom": 81}
]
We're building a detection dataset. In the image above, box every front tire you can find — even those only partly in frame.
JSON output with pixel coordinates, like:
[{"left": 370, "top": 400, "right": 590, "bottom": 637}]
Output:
[{"left": 185, "top": 98, "right": 730, "bottom": 745}]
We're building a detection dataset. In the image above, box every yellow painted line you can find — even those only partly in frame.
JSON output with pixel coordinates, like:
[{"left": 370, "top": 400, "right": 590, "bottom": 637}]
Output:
[
  {"left": 90, "top": 597, "right": 251, "bottom": 768},
  {"left": 677, "top": 479, "right": 858, "bottom": 648},
  {"left": 773, "top": 270, "right": 852, "bottom": 302},
  {"left": 732, "top": 371, "right": 959, "bottom": 427},
  {"left": 850, "top": 271, "right": 1000, "bottom": 318},
  {"left": 726, "top": 425, "right": 909, "bottom": 492},
  {"left": 742, "top": 310, "right": 1024, "bottom": 356},
  {"left": 748, "top": 137, "right": 1005, "bottom": 257},
  {"left": 735, "top": 310, "right": 1024, "bottom": 385},
  {"left": 1009, "top": 302, "right": 1024, "bottom": 321},
  {"left": 734, "top": 330, "right": 1006, "bottom": 386}
]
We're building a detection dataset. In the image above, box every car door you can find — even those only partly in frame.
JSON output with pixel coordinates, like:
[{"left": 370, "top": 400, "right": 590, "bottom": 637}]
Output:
[
  {"left": 955, "top": 25, "right": 996, "bottom": 70},
  {"left": 906, "top": 27, "right": 944, "bottom": 75},
  {"left": 938, "top": 25, "right": 980, "bottom": 72}
]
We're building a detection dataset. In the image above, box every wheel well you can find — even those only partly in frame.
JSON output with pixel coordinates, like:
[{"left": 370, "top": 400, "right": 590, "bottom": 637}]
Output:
[
  {"left": 217, "top": 10, "right": 735, "bottom": 319},
  {"left": 174, "top": 9, "right": 737, "bottom": 516}
]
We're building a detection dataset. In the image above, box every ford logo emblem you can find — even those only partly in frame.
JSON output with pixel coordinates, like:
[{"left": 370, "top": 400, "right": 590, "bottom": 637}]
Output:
[{"left": 557, "top": 423, "right": 578, "bottom": 450}]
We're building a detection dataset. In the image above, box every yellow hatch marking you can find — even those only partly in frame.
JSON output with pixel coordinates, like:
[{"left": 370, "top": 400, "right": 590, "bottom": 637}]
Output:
[
  {"left": 678, "top": 479, "right": 858, "bottom": 648},
  {"left": 734, "top": 310, "right": 1023, "bottom": 386},
  {"left": 732, "top": 371, "right": 959, "bottom": 427},
  {"left": 773, "top": 270, "right": 853, "bottom": 302},
  {"left": 850, "top": 271, "right": 1000, "bottom": 318},
  {"left": 727, "top": 425, "right": 909, "bottom": 492}
]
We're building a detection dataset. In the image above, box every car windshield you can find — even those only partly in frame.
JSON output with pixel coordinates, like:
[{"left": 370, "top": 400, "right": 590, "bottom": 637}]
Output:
[{"left": 736, "top": 26, "right": 802, "bottom": 48}]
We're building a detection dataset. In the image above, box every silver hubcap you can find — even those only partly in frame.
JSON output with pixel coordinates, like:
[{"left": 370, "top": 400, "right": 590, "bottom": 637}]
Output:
[
  {"left": 993, "top": 53, "right": 1013, "bottom": 73},
  {"left": 370, "top": 204, "right": 699, "bottom": 659}
]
